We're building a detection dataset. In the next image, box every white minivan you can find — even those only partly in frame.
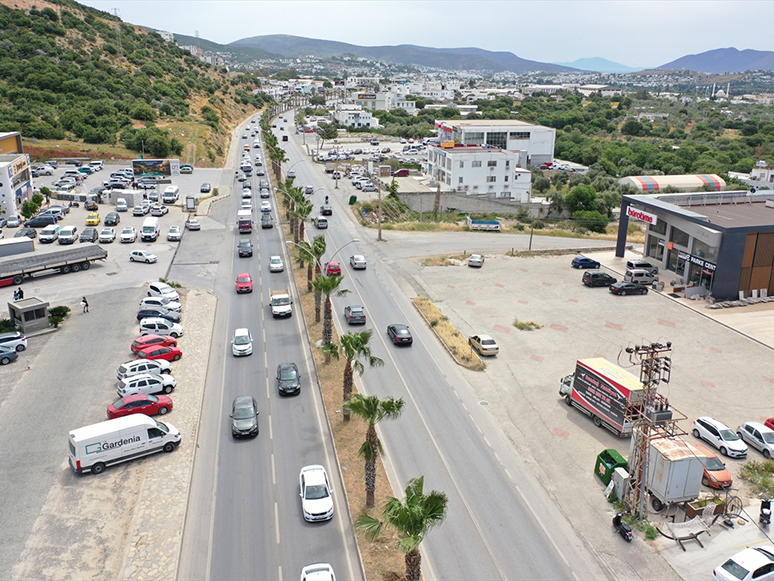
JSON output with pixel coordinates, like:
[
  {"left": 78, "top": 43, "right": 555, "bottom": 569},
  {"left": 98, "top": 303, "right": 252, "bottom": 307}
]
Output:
[
  {"left": 68, "top": 415, "right": 181, "bottom": 474},
  {"left": 162, "top": 185, "right": 179, "bottom": 204},
  {"left": 116, "top": 198, "right": 128, "bottom": 212}
]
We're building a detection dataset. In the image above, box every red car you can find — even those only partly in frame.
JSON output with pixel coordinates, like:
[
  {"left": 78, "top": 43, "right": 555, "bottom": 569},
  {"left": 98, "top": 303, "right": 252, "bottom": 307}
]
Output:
[
  {"left": 236, "top": 272, "right": 253, "bottom": 293},
  {"left": 137, "top": 345, "right": 182, "bottom": 361},
  {"left": 107, "top": 394, "right": 173, "bottom": 419},
  {"left": 131, "top": 334, "right": 177, "bottom": 354},
  {"left": 325, "top": 261, "right": 342, "bottom": 276},
  {"left": 766, "top": 418, "right": 774, "bottom": 432}
]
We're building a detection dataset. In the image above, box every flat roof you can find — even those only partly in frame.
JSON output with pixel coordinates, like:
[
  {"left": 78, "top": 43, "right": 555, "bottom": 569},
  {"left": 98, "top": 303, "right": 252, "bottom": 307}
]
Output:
[
  {"left": 436, "top": 119, "right": 534, "bottom": 128},
  {"left": 627, "top": 191, "right": 774, "bottom": 230}
]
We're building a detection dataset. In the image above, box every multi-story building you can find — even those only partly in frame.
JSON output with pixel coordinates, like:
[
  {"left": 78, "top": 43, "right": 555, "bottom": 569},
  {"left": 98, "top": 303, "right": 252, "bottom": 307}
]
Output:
[
  {"left": 427, "top": 144, "right": 532, "bottom": 202},
  {"left": 332, "top": 104, "right": 377, "bottom": 128},
  {"left": 434, "top": 119, "right": 555, "bottom": 166},
  {"left": 0, "top": 153, "right": 31, "bottom": 222},
  {"left": 355, "top": 92, "right": 393, "bottom": 111}
]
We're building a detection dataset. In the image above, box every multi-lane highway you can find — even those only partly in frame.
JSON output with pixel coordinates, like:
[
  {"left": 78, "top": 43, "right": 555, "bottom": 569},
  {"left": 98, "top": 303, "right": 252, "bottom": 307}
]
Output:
[
  {"left": 276, "top": 115, "right": 608, "bottom": 580},
  {"left": 178, "top": 119, "right": 362, "bottom": 580}
]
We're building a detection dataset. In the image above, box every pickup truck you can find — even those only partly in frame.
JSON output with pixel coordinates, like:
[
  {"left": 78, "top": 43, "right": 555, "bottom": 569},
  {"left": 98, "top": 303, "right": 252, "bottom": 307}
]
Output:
[{"left": 269, "top": 289, "right": 292, "bottom": 318}]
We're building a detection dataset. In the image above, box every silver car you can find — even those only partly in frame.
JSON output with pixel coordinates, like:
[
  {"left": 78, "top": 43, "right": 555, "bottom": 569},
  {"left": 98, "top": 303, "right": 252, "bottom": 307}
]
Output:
[
  {"left": 468, "top": 254, "right": 485, "bottom": 268},
  {"left": 167, "top": 225, "right": 182, "bottom": 241},
  {"left": 738, "top": 422, "right": 774, "bottom": 459},
  {"left": 99, "top": 227, "right": 116, "bottom": 243},
  {"left": 269, "top": 256, "right": 284, "bottom": 272},
  {"left": 349, "top": 255, "right": 367, "bottom": 269}
]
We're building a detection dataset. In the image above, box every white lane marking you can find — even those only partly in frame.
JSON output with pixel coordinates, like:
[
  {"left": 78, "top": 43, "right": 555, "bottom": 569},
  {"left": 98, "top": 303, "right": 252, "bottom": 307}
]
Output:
[
  {"left": 274, "top": 502, "right": 280, "bottom": 544},
  {"left": 278, "top": 565, "right": 283, "bottom": 581},
  {"left": 269, "top": 413, "right": 273, "bottom": 440},
  {"left": 271, "top": 453, "right": 276, "bottom": 485},
  {"left": 515, "top": 483, "right": 572, "bottom": 569}
]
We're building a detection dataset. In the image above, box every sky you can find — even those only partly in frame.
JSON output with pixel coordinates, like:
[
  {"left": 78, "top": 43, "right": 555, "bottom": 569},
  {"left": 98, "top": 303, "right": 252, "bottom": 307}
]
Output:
[{"left": 77, "top": 1, "right": 774, "bottom": 68}]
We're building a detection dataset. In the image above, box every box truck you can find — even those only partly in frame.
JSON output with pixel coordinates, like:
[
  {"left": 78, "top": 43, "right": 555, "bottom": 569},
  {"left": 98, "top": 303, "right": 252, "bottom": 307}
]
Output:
[
  {"left": 237, "top": 209, "right": 253, "bottom": 233},
  {"left": 68, "top": 414, "right": 181, "bottom": 475},
  {"left": 559, "top": 358, "right": 644, "bottom": 437}
]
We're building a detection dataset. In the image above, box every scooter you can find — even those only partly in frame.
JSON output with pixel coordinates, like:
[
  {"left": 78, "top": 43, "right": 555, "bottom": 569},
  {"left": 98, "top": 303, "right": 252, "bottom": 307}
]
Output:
[
  {"left": 613, "top": 512, "right": 633, "bottom": 542},
  {"left": 761, "top": 499, "right": 771, "bottom": 527}
]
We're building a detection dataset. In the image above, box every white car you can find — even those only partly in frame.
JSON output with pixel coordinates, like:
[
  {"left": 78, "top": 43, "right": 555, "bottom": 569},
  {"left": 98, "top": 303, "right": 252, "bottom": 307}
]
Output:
[
  {"left": 241, "top": 200, "right": 253, "bottom": 211},
  {"left": 116, "top": 359, "right": 172, "bottom": 381},
  {"left": 148, "top": 281, "right": 180, "bottom": 302},
  {"left": 130, "top": 250, "right": 158, "bottom": 264},
  {"left": 99, "top": 227, "right": 116, "bottom": 243},
  {"left": 120, "top": 226, "right": 137, "bottom": 243},
  {"left": 232, "top": 327, "right": 253, "bottom": 356},
  {"left": 299, "top": 465, "right": 334, "bottom": 522},
  {"left": 140, "top": 297, "right": 182, "bottom": 312},
  {"left": 116, "top": 373, "right": 176, "bottom": 398},
  {"left": 242, "top": 189, "right": 252, "bottom": 199},
  {"left": 714, "top": 547, "right": 774, "bottom": 581},
  {"left": 269, "top": 256, "right": 284, "bottom": 272},
  {"left": 185, "top": 219, "right": 201, "bottom": 230},
  {"left": 693, "top": 417, "right": 748, "bottom": 458},
  {"left": 260, "top": 201, "right": 271, "bottom": 213},
  {"left": 468, "top": 254, "right": 485, "bottom": 268},
  {"left": 287, "top": 170, "right": 296, "bottom": 179},
  {"left": 167, "top": 225, "right": 182, "bottom": 241},
  {"left": 349, "top": 255, "right": 367, "bottom": 270},
  {"left": 300, "top": 563, "right": 336, "bottom": 581}
]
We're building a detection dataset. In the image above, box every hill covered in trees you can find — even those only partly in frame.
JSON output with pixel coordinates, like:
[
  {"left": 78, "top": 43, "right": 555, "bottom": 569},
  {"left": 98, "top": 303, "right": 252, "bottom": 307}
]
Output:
[{"left": 0, "top": 0, "right": 271, "bottom": 164}]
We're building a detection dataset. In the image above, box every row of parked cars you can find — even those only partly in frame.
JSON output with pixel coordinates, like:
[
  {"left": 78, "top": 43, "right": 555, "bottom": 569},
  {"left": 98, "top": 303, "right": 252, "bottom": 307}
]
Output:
[{"left": 573, "top": 256, "right": 659, "bottom": 296}]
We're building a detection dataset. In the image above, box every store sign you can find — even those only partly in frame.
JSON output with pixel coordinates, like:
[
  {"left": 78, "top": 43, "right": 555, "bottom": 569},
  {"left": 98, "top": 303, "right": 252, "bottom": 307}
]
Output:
[
  {"left": 358, "top": 93, "right": 376, "bottom": 100},
  {"left": 627, "top": 206, "right": 658, "bottom": 225},
  {"left": 689, "top": 255, "right": 716, "bottom": 272}
]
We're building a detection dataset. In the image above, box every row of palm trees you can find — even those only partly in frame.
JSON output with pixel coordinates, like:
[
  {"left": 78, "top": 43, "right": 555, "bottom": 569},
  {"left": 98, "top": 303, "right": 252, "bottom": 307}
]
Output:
[{"left": 263, "top": 108, "right": 447, "bottom": 581}]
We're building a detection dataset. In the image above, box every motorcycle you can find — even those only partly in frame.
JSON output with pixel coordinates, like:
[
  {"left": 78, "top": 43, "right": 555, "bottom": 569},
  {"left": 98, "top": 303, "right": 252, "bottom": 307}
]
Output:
[
  {"left": 613, "top": 512, "right": 633, "bottom": 542},
  {"left": 68, "top": 201, "right": 79, "bottom": 208},
  {"left": 761, "top": 499, "right": 771, "bottom": 527}
]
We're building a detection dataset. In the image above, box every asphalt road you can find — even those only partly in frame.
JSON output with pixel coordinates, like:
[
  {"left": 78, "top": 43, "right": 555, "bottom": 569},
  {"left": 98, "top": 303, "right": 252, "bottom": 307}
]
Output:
[
  {"left": 279, "top": 119, "right": 607, "bottom": 579},
  {"left": 177, "top": 117, "right": 362, "bottom": 581}
]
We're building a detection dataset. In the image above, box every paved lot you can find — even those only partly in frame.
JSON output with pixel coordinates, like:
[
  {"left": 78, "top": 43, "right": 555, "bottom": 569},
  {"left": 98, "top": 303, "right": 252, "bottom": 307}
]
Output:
[{"left": 400, "top": 247, "right": 774, "bottom": 579}]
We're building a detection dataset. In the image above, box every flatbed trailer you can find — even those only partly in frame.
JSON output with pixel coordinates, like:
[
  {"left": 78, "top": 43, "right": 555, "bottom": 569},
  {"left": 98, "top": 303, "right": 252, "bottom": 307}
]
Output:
[{"left": 0, "top": 243, "right": 108, "bottom": 286}]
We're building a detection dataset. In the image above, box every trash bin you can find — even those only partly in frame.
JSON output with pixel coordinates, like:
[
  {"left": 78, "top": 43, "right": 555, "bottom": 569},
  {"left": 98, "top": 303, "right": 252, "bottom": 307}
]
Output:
[
  {"left": 595, "top": 449, "right": 628, "bottom": 485},
  {"left": 348, "top": 195, "right": 357, "bottom": 205}
]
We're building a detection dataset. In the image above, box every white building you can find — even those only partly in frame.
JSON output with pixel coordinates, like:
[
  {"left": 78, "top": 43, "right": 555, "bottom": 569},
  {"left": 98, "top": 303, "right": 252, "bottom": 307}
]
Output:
[
  {"left": 434, "top": 119, "right": 555, "bottom": 166},
  {"left": 355, "top": 92, "right": 392, "bottom": 111},
  {"left": 394, "top": 99, "right": 417, "bottom": 115},
  {"left": 427, "top": 144, "right": 532, "bottom": 202},
  {"left": 0, "top": 154, "right": 31, "bottom": 221},
  {"left": 750, "top": 160, "right": 774, "bottom": 185},
  {"left": 578, "top": 84, "right": 623, "bottom": 97},
  {"left": 332, "top": 104, "right": 377, "bottom": 128}
]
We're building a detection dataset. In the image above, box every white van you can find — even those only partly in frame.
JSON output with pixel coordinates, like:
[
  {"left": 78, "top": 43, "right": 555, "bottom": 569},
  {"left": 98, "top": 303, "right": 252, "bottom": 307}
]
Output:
[
  {"left": 39, "top": 225, "right": 60, "bottom": 243},
  {"left": 162, "top": 185, "right": 179, "bottom": 204},
  {"left": 89, "top": 161, "right": 104, "bottom": 171},
  {"left": 139, "top": 317, "right": 184, "bottom": 338},
  {"left": 141, "top": 217, "right": 160, "bottom": 242},
  {"left": 68, "top": 415, "right": 181, "bottom": 474},
  {"left": 624, "top": 269, "right": 659, "bottom": 286},
  {"left": 116, "top": 198, "right": 128, "bottom": 212}
]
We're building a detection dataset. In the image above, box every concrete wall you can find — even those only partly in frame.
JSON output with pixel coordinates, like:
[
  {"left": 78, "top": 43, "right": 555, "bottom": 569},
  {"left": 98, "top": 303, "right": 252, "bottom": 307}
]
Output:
[{"left": 395, "top": 191, "right": 549, "bottom": 218}]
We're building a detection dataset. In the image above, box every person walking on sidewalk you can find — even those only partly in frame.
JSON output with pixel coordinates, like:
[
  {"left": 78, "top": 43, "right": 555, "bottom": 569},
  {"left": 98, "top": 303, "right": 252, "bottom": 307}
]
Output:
[
  {"left": 16, "top": 287, "right": 23, "bottom": 300},
  {"left": 81, "top": 297, "right": 89, "bottom": 313}
]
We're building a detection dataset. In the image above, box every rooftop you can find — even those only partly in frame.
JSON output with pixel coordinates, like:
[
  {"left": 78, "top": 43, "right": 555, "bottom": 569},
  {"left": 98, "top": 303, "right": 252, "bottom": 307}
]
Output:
[{"left": 436, "top": 119, "right": 534, "bottom": 128}]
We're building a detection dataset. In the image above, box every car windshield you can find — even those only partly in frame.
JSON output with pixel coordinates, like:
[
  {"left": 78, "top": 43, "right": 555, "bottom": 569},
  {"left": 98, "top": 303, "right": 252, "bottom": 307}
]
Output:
[
  {"left": 112, "top": 398, "right": 126, "bottom": 409},
  {"left": 705, "top": 457, "right": 725, "bottom": 471},
  {"left": 763, "top": 432, "right": 774, "bottom": 444},
  {"left": 481, "top": 339, "right": 496, "bottom": 346},
  {"left": 237, "top": 276, "right": 251, "bottom": 283},
  {"left": 274, "top": 297, "right": 290, "bottom": 306},
  {"left": 271, "top": 259, "right": 281, "bottom": 265},
  {"left": 280, "top": 368, "right": 297, "bottom": 381},
  {"left": 155, "top": 421, "right": 169, "bottom": 434},
  {"left": 305, "top": 483, "right": 329, "bottom": 500},
  {"left": 719, "top": 429, "right": 740, "bottom": 441},
  {"left": 234, "top": 335, "right": 250, "bottom": 345},
  {"left": 233, "top": 405, "right": 255, "bottom": 420}
]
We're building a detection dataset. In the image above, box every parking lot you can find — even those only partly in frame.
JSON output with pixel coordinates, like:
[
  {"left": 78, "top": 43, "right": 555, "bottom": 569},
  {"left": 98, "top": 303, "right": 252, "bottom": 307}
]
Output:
[{"left": 408, "top": 248, "right": 774, "bottom": 579}]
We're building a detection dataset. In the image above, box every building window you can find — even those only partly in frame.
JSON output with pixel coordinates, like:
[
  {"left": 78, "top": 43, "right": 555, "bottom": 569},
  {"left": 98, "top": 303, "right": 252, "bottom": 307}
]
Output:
[
  {"left": 647, "top": 235, "right": 665, "bottom": 261},
  {"left": 649, "top": 219, "right": 667, "bottom": 235},
  {"left": 669, "top": 226, "right": 690, "bottom": 248},
  {"left": 504, "top": 175, "right": 509, "bottom": 182},
  {"left": 486, "top": 176, "right": 496, "bottom": 183},
  {"left": 486, "top": 132, "right": 507, "bottom": 149},
  {"left": 465, "top": 132, "right": 485, "bottom": 145},
  {"left": 472, "top": 161, "right": 482, "bottom": 168},
  {"left": 691, "top": 238, "right": 719, "bottom": 262},
  {"left": 459, "top": 161, "right": 464, "bottom": 168},
  {"left": 458, "top": 177, "right": 464, "bottom": 184},
  {"left": 487, "top": 160, "right": 497, "bottom": 167},
  {"left": 505, "top": 160, "right": 510, "bottom": 168},
  {"left": 509, "top": 132, "right": 531, "bottom": 140}
]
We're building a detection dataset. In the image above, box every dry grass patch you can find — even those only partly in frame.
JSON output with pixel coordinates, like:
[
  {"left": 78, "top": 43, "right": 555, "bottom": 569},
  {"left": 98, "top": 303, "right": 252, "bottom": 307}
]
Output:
[
  {"left": 513, "top": 318, "right": 542, "bottom": 331},
  {"left": 412, "top": 296, "right": 485, "bottom": 371},
  {"left": 421, "top": 254, "right": 467, "bottom": 267},
  {"left": 286, "top": 226, "right": 404, "bottom": 581}
]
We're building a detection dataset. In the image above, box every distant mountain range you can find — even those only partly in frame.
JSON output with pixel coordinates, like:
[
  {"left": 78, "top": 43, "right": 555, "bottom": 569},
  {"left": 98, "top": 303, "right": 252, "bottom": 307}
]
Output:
[
  {"left": 555, "top": 57, "right": 645, "bottom": 74},
  {"left": 658, "top": 47, "right": 774, "bottom": 73},
  {"left": 228, "top": 35, "right": 575, "bottom": 73}
]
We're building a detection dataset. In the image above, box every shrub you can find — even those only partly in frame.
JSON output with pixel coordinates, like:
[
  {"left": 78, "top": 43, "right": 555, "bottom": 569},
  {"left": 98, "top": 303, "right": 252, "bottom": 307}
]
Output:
[
  {"left": 159, "top": 278, "right": 182, "bottom": 288},
  {"left": 49, "top": 305, "right": 71, "bottom": 318},
  {"left": 48, "top": 314, "right": 65, "bottom": 327},
  {"left": 533, "top": 220, "right": 546, "bottom": 229},
  {"left": 0, "top": 318, "right": 17, "bottom": 333}
]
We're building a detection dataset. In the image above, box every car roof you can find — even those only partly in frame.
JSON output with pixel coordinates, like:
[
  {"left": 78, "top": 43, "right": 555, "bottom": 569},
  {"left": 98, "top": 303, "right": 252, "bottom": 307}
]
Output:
[
  {"left": 698, "top": 416, "right": 729, "bottom": 429},
  {"left": 234, "top": 327, "right": 249, "bottom": 335},
  {"left": 724, "top": 548, "right": 774, "bottom": 572},
  {"left": 743, "top": 421, "right": 774, "bottom": 433},
  {"left": 234, "top": 395, "right": 255, "bottom": 407},
  {"left": 477, "top": 334, "right": 495, "bottom": 341},
  {"left": 691, "top": 442, "right": 718, "bottom": 459},
  {"left": 301, "top": 465, "right": 327, "bottom": 484}
]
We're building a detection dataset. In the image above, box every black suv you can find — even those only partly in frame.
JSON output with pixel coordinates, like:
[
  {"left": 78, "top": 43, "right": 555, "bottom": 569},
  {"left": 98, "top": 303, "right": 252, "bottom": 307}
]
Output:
[
  {"left": 79, "top": 227, "right": 98, "bottom": 243},
  {"left": 237, "top": 239, "right": 253, "bottom": 257},
  {"left": 104, "top": 212, "right": 120, "bottom": 226},
  {"left": 582, "top": 270, "right": 617, "bottom": 288},
  {"left": 261, "top": 214, "right": 273, "bottom": 229}
]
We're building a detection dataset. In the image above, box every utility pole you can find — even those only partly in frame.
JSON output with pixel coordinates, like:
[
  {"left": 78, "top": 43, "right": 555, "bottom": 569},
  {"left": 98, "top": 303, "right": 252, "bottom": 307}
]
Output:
[
  {"left": 113, "top": 9, "right": 122, "bottom": 55},
  {"left": 376, "top": 182, "right": 383, "bottom": 241},
  {"left": 622, "top": 342, "right": 680, "bottom": 520}
]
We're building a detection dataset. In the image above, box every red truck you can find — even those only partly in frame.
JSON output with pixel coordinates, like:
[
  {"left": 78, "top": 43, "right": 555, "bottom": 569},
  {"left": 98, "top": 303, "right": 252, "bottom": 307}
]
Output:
[
  {"left": 559, "top": 358, "right": 645, "bottom": 437},
  {"left": 237, "top": 210, "right": 253, "bottom": 233}
]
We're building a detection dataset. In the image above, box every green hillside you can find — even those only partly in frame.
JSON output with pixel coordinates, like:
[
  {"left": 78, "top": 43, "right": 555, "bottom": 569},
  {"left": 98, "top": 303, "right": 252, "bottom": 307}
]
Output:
[{"left": 0, "top": 0, "right": 272, "bottom": 164}]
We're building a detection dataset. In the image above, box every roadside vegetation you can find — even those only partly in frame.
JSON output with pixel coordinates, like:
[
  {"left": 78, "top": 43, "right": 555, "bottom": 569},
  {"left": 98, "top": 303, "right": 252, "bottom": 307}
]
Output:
[
  {"left": 0, "top": 1, "right": 271, "bottom": 166},
  {"left": 740, "top": 460, "right": 774, "bottom": 497},
  {"left": 412, "top": 296, "right": 485, "bottom": 371}
]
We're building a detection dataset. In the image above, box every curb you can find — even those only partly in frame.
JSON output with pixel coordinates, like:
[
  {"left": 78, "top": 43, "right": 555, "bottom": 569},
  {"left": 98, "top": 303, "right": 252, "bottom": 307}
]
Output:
[{"left": 411, "top": 298, "right": 483, "bottom": 371}]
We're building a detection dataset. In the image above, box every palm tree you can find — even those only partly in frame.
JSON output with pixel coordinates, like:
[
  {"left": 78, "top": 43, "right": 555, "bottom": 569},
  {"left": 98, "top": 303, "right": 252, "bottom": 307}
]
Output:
[
  {"left": 296, "top": 235, "right": 326, "bottom": 293},
  {"left": 294, "top": 197, "right": 314, "bottom": 244},
  {"left": 346, "top": 393, "right": 403, "bottom": 506},
  {"left": 324, "top": 331, "right": 385, "bottom": 419},
  {"left": 357, "top": 476, "right": 448, "bottom": 581},
  {"left": 311, "top": 274, "right": 348, "bottom": 345}
]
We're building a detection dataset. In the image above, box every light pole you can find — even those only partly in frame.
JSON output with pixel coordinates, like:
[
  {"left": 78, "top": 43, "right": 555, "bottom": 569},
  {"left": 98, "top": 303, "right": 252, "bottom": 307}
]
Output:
[{"left": 284, "top": 159, "right": 305, "bottom": 180}]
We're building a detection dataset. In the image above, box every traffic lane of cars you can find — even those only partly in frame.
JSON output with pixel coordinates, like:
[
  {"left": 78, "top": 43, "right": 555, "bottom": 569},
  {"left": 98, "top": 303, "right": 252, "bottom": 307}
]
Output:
[{"left": 320, "top": 252, "right": 577, "bottom": 579}]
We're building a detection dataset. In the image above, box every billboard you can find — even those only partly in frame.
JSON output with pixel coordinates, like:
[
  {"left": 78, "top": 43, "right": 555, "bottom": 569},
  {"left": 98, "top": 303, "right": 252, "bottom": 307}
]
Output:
[
  {"left": 358, "top": 93, "right": 376, "bottom": 100},
  {"left": 132, "top": 159, "right": 180, "bottom": 177}
]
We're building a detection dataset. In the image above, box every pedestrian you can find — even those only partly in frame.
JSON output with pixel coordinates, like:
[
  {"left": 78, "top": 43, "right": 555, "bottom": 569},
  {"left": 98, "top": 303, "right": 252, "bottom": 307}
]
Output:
[
  {"left": 17, "top": 287, "right": 23, "bottom": 300},
  {"left": 81, "top": 297, "right": 89, "bottom": 313},
  {"left": 13, "top": 290, "right": 18, "bottom": 301}
]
